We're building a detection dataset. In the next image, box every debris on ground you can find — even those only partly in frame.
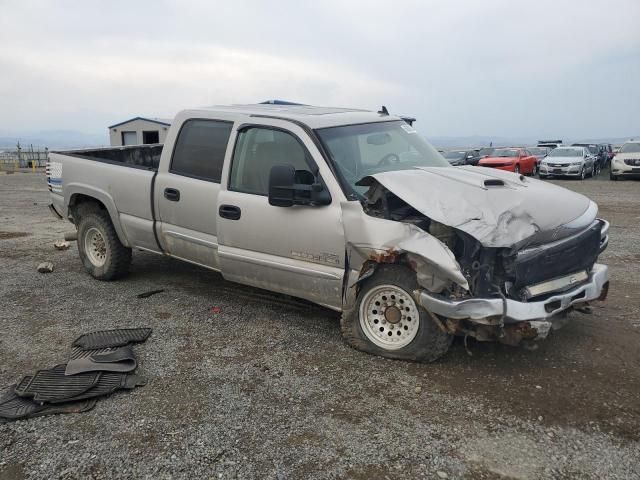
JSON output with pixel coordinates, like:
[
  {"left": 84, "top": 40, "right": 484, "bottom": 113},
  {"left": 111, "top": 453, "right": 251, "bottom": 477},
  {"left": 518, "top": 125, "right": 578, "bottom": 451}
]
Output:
[
  {"left": 0, "top": 328, "right": 151, "bottom": 422},
  {"left": 54, "top": 240, "right": 70, "bottom": 250},
  {"left": 136, "top": 289, "right": 165, "bottom": 299},
  {"left": 211, "top": 306, "right": 221, "bottom": 314},
  {"left": 36, "top": 262, "right": 54, "bottom": 273}
]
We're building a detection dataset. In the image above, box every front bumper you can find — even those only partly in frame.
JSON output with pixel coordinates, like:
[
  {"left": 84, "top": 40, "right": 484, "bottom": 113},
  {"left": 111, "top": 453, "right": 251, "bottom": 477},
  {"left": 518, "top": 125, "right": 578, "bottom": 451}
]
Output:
[
  {"left": 611, "top": 159, "right": 640, "bottom": 176},
  {"left": 540, "top": 164, "right": 583, "bottom": 176},
  {"left": 415, "top": 263, "right": 609, "bottom": 325}
]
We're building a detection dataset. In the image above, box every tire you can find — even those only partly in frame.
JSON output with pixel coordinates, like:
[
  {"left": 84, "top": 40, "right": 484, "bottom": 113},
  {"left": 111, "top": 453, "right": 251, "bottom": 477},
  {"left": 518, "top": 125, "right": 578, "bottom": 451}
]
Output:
[
  {"left": 580, "top": 166, "right": 586, "bottom": 180},
  {"left": 340, "top": 264, "right": 453, "bottom": 363},
  {"left": 77, "top": 210, "right": 131, "bottom": 280},
  {"left": 514, "top": 164, "right": 520, "bottom": 174},
  {"left": 591, "top": 164, "right": 596, "bottom": 178},
  {"left": 539, "top": 173, "right": 547, "bottom": 179},
  {"left": 610, "top": 170, "right": 618, "bottom": 181}
]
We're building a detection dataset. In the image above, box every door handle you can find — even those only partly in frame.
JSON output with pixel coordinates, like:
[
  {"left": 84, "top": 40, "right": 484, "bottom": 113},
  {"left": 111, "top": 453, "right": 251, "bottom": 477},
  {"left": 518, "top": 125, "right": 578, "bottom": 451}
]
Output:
[
  {"left": 164, "top": 188, "right": 180, "bottom": 202},
  {"left": 219, "top": 204, "right": 241, "bottom": 220}
]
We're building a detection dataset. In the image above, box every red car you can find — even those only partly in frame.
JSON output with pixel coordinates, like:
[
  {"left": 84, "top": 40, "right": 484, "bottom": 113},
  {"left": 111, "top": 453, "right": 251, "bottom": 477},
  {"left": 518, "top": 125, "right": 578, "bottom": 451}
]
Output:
[{"left": 478, "top": 148, "right": 538, "bottom": 175}]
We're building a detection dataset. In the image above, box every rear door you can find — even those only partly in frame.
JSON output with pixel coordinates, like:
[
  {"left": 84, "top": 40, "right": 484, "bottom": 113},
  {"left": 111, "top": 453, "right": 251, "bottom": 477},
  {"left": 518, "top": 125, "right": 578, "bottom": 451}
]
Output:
[
  {"left": 216, "top": 120, "right": 346, "bottom": 309},
  {"left": 155, "top": 118, "right": 233, "bottom": 269}
]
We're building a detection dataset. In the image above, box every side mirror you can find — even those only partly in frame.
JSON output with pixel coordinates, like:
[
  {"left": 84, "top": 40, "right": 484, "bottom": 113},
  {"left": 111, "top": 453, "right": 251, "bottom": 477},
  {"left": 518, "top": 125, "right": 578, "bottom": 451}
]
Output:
[
  {"left": 268, "top": 164, "right": 331, "bottom": 207},
  {"left": 269, "top": 164, "right": 296, "bottom": 207}
]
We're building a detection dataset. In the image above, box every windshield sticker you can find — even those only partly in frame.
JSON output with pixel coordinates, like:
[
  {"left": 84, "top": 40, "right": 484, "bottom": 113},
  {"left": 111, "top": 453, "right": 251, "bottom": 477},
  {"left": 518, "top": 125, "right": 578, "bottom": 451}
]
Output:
[{"left": 401, "top": 124, "right": 417, "bottom": 134}]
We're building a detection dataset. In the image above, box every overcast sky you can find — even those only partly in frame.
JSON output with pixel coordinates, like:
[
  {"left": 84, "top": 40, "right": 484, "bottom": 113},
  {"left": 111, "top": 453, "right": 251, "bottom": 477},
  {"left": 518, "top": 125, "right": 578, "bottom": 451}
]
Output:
[{"left": 1, "top": 0, "right": 638, "bottom": 139}]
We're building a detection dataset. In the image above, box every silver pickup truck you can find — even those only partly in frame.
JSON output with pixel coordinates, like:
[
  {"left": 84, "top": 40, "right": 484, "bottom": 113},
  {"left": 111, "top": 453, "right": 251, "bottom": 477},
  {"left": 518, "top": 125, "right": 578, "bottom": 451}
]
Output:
[{"left": 47, "top": 104, "right": 610, "bottom": 362}]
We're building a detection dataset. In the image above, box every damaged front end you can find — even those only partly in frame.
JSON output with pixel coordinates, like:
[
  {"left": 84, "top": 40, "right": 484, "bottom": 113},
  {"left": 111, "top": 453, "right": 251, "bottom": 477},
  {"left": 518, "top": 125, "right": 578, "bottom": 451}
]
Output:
[{"left": 343, "top": 168, "right": 610, "bottom": 347}]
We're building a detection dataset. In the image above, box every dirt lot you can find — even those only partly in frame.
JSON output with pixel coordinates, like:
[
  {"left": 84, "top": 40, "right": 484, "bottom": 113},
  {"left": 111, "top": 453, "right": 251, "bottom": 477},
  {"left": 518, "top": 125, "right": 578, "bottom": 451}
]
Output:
[{"left": 1, "top": 170, "right": 639, "bottom": 479}]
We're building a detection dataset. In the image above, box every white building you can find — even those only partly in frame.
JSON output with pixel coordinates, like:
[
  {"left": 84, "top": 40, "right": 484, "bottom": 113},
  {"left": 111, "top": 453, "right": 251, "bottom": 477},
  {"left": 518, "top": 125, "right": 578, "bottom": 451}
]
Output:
[{"left": 108, "top": 117, "right": 172, "bottom": 146}]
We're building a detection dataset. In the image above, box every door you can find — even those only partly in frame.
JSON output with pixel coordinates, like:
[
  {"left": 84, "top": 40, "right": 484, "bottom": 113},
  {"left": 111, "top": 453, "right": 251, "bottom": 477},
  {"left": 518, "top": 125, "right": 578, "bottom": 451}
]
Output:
[
  {"left": 122, "top": 131, "right": 137, "bottom": 145},
  {"left": 155, "top": 119, "right": 233, "bottom": 269},
  {"left": 217, "top": 123, "right": 346, "bottom": 309}
]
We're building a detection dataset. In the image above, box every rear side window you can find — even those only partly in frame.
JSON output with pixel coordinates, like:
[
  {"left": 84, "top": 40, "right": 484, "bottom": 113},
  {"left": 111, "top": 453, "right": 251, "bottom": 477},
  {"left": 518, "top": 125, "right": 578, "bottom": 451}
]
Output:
[{"left": 170, "top": 119, "right": 233, "bottom": 182}]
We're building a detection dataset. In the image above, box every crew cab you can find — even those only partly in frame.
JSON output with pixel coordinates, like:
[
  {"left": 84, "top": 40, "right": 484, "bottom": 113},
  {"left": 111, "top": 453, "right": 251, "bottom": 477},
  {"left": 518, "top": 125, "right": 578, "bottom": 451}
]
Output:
[{"left": 47, "top": 104, "right": 610, "bottom": 362}]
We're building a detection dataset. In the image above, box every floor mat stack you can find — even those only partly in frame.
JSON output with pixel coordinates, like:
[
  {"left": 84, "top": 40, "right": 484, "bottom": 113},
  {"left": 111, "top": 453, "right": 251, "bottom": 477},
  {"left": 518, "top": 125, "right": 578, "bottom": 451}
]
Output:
[{"left": 0, "top": 328, "right": 151, "bottom": 422}]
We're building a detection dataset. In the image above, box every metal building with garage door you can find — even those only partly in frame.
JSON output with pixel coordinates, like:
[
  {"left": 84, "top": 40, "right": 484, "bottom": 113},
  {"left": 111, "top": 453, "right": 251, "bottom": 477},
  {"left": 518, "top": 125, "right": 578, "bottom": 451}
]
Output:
[{"left": 108, "top": 117, "right": 172, "bottom": 146}]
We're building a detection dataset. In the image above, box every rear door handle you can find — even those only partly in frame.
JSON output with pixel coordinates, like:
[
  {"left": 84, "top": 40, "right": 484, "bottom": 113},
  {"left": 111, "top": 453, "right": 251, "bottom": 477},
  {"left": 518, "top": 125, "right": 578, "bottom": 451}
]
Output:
[
  {"left": 219, "top": 204, "right": 241, "bottom": 220},
  {"left": 164, "top": 188, "right": 180, "bottom": 202}
]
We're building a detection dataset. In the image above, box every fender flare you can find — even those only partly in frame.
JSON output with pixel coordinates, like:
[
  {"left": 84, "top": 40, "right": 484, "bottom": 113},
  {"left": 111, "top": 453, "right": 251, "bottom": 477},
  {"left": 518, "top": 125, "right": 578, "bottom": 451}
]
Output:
[{"left": 64, "top": 183, "right": 131, "bottom": 247}]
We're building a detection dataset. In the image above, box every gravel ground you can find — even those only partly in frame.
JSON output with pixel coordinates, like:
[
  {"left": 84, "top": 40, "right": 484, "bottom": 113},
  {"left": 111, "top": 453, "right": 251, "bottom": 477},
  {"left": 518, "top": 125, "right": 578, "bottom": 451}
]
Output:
[{"left": 0, "top": 170, "right": 639, "bottom": 480}]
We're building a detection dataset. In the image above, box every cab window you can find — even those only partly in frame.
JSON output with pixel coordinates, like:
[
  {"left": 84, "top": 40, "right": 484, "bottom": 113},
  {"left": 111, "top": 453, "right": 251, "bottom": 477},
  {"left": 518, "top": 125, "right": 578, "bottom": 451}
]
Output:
[{"left": 229, "top": 127, "right": 313, "bottom": 196}]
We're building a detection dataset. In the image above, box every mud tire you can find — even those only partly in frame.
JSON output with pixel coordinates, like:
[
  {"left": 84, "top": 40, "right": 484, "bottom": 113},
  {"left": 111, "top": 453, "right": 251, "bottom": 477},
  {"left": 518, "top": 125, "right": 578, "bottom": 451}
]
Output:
[{"left": 77, "top": 210, "right": 131, "bottom": 281}]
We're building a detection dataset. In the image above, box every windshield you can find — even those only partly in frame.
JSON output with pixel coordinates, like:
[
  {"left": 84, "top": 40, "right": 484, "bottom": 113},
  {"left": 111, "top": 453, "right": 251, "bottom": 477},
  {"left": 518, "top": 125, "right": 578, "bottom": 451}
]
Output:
[
  {"left": 549, "top": 148, "right": 583, "bottom": 157},
  {"left": 492, "top": 149, "right": 519, "bottom": 157},
  {"left": 620, "top": 142, "right": 640, "bottom": 153},
  {"left": 316, "top": 121, "right": 449, "bottom": 195},
  {"left": 444, "top": 151, "right": 466, "bottom": 159}
]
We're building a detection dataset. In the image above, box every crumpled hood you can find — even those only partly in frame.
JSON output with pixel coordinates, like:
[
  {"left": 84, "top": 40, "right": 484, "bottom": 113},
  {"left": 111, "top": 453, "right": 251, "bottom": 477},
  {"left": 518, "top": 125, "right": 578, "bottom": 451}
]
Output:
[{"left": 359, "top": 166, "right": 595, "bottom": 248}]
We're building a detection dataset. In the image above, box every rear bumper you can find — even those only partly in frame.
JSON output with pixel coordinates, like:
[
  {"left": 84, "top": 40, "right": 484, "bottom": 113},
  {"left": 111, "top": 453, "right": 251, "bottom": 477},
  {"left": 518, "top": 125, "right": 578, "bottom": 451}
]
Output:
[{"left": 414, "top": 263, "right": 609, "bottom": 325}]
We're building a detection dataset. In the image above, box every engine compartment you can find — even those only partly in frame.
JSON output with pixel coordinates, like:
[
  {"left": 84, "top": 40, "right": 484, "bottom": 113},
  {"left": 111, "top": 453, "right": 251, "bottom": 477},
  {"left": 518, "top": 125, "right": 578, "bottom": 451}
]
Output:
[{"left": 362, "top": 188, "right": 602, "bottom": 303}]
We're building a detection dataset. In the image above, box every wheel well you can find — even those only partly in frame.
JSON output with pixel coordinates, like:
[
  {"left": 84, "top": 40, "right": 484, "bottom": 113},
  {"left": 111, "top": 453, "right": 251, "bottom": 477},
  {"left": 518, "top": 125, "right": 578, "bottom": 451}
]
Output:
[{"left": 69, "top": 194, "right": 107, "bottom": 225}]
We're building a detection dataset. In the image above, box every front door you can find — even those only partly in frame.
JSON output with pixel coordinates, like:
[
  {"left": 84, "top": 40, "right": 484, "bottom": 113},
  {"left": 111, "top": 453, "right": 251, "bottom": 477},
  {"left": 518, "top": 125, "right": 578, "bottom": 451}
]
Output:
[
  {"left": 155, "top": 118, "right": 233, "bottom": 269},
  {"left": 217, "top": 122, "right": 346, "bottom": 309}
]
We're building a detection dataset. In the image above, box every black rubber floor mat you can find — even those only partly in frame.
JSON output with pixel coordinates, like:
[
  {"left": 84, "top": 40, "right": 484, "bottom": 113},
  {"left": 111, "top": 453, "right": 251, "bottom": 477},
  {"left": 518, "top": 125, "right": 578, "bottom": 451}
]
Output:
[
  {"left": 65, "top": 346, "right": 137, "bottom": 375},
  {"left": 15, "top": 365, "right": 101, "bottom": 403},
  {"left": 72, "top": 328, "right": 152, "bottom": 349},
  {"left": 62, "top": 371, "right": 146, "bottom": 402},
  {"left": 69, "top": 346, "right": 115, "bottom": 360},
  {"left": 0, "top": 385, "right": 97, "bottom": 422}
]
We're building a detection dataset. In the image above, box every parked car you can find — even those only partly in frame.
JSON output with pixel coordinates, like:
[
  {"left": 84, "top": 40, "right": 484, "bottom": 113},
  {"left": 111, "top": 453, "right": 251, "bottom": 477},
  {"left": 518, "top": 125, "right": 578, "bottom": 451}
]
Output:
[
  {"left": 442, "top": 149, "right": 481, "bottom": 166},
  {"left": 599, "top": 143, "right": 614, "bottom": 167},
  {"left": 537, "top": 140, "right": 563, "bottom": 150},
  {"left": 527, "top": 146, "right": 551, "bottom": 167},
  {"left": 610, "top": 140, "right": 640, "bottom": 181},
  {"left": 478, "top": 148, "right": 538, "bottom": 175},
  {"left": 46, "top": 103, "right": 609, "bottom": 362},
  {"left": 539, "top": 146, "right": 597, "bottom": 179},
  {"left": 572, "top": 143, "right": 603, "bottom": 174},
  {"left": 478, "top": 147, "right": 495, "bottom": 158}
]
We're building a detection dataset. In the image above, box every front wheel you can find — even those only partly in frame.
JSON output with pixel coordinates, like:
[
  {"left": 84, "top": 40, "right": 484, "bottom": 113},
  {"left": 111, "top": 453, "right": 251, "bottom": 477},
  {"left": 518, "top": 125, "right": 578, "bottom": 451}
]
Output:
[
  {"left": 580, "top": 166, "right": 586, "bottom": 180},
  {"left": 77, "top": 210, "right": 131, "bottom": 280},
  {"left": 513, "top": 164, "right": 520, "bottom": 174},
  {"left": 340, "top": 265, "right": 453, "bottom": 362}
]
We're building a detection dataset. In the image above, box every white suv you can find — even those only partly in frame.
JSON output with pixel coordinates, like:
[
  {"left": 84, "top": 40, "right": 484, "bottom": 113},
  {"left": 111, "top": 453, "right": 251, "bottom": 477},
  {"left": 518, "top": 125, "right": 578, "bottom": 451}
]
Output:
[{"left": 611, "top": 141, "right": 640, "bottom": 180}]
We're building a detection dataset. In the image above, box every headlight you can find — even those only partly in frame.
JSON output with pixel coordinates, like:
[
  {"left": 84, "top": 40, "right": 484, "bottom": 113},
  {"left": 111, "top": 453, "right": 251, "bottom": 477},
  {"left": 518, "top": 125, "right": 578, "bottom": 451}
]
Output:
[{"left": 571, "top": 161, "right": 582, "bottom": 166}]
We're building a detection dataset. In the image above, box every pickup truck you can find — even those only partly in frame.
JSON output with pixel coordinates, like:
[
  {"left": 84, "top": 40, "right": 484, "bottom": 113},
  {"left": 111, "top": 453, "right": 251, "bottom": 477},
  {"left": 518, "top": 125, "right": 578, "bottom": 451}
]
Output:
[{"left": 47, "top": 104, "right": 610, "bottom": 362}]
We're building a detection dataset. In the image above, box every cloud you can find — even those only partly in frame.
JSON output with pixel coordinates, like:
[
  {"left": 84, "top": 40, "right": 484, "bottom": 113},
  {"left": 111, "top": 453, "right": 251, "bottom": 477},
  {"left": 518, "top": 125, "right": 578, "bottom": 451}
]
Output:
[{"left": 0, "top": 0, "right": 638, "bottom": 137}]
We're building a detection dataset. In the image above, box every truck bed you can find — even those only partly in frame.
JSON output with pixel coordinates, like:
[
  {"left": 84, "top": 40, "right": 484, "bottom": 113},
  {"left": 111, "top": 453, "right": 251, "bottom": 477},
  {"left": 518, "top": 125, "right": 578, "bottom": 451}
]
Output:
[
  {"left": 48, "top": 145, "right": 162, "bottom": 252},
  {"left": 57, "top": 144, "right": 163, "bottom": 170}
]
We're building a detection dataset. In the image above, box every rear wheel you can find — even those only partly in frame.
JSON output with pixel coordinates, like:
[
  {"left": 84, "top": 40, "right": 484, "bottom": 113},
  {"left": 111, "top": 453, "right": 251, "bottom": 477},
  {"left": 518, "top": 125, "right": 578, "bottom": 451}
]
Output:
[
  {"left": 77, "top": 210, "right": 131, "bottom": 280},
  {"left": 340, "top": 265, "right": 453, "bottom": 363}
]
